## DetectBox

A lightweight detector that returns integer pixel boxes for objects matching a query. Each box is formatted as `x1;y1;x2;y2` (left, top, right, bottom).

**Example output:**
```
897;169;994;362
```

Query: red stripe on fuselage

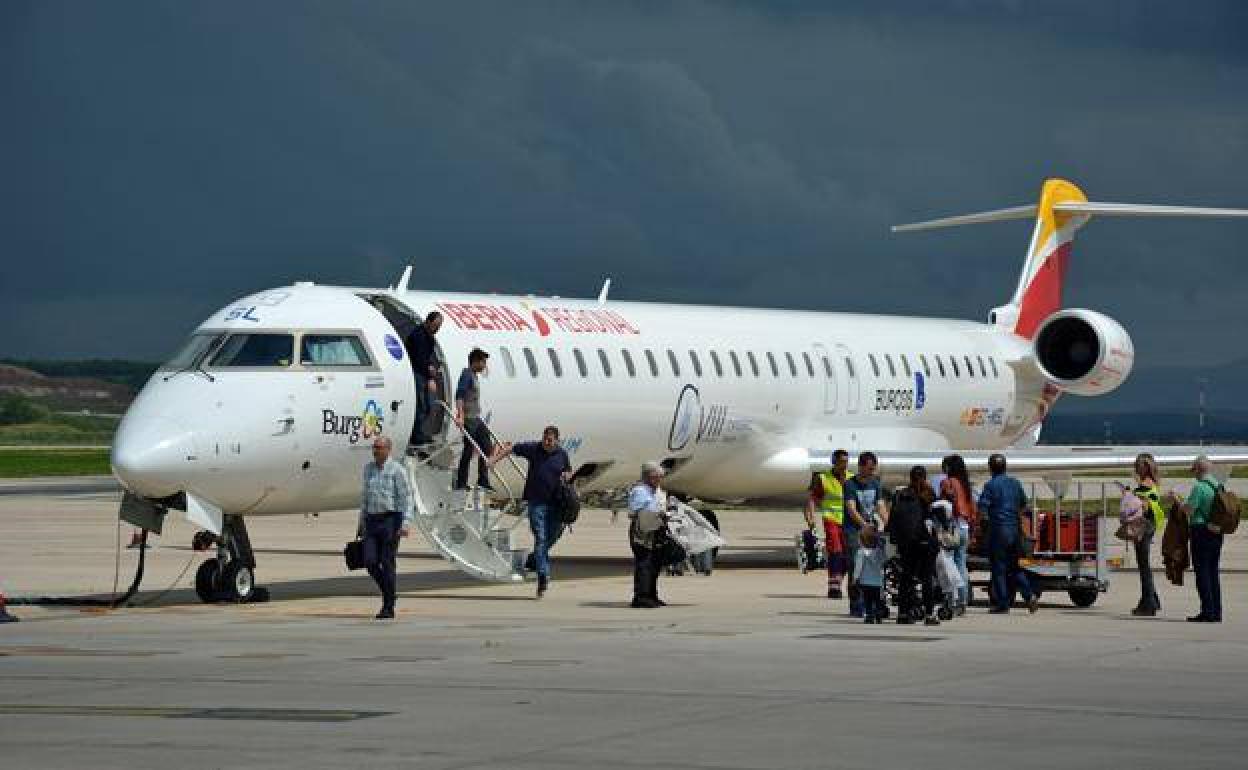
1013;242;1071;339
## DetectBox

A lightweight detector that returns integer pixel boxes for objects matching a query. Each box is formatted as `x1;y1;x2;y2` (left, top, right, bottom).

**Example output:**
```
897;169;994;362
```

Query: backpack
553;481;581;525
1204;479;1241;535
887;488;929;544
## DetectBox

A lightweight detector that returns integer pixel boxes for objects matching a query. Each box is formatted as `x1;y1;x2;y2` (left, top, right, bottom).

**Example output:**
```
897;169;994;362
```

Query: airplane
109;178;1248;603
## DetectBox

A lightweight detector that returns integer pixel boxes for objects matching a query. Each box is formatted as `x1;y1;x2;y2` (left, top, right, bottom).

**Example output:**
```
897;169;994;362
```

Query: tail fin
893;178;1248;339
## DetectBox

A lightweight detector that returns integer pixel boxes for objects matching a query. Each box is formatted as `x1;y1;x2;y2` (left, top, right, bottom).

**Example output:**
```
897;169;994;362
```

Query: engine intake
1032;309;1134;396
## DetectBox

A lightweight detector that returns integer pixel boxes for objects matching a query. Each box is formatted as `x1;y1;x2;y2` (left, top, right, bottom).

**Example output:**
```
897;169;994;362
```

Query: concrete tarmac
2;479;1247;769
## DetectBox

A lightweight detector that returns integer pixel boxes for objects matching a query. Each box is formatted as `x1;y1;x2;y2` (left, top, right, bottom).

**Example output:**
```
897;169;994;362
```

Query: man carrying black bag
497;425;572;599
356;436;412;619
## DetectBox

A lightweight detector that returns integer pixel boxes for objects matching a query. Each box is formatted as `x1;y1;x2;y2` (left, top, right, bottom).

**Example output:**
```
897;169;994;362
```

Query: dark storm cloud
2;0;1246;368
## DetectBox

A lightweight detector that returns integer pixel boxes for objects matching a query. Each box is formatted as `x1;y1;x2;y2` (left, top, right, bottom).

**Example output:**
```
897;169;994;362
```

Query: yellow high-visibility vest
819;471;846;525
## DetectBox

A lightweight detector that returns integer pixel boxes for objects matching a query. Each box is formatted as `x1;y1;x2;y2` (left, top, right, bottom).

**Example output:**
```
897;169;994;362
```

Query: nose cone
111;416;195;498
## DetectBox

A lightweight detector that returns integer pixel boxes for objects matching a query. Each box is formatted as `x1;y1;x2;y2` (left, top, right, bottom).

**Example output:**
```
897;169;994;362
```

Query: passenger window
598;349;612;377
950;356;960;378
965;355;975;378
211;333;294;367
300;334;371;367
573;349;588;377
709;350;724;377
900;354;912;378
821;356;833;378
645;349;659;377
622;349;637;377
523;348;539;377
784;352;798;377
547;348;564;378
990;358;1000;378
666;349;681;377
934;355;946;378
746;352;760;377
868;354;880;378
500;346;516;378
802;352;815;378
885;354;897;378
729;351;743;377
977;355;987;378
845;357;856;378
689;350;703;377
766;352;779;377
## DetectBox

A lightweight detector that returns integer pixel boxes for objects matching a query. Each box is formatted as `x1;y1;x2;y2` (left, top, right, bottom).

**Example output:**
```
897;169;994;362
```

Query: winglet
597;278;612;305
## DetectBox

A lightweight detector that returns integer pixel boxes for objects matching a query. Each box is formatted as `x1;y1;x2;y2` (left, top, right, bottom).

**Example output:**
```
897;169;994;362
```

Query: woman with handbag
1130;453;1165;617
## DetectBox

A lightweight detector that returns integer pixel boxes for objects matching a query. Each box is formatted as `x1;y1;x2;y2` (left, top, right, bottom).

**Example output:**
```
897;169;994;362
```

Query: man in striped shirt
359;436;413;619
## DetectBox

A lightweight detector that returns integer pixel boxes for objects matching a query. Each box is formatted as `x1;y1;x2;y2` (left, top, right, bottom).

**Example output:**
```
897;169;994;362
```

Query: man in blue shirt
358;436;413;620
500;426;572;598
843;451;889;618
978;453;1039;614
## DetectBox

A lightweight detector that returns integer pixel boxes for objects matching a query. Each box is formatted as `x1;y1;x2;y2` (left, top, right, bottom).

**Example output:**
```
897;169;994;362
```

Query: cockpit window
300;334;372;367
210;333;294;368
162;333;223;370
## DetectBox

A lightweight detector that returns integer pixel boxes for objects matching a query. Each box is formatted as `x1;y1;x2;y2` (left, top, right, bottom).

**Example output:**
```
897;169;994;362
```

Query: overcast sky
2;1;1246;369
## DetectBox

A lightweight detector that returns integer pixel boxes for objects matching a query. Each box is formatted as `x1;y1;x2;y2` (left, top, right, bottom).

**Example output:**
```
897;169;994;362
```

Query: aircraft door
835;343;860;414
813;343;838;414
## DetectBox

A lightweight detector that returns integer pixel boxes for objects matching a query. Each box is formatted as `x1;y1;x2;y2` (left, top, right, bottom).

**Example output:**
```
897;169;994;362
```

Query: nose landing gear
192;514;269;603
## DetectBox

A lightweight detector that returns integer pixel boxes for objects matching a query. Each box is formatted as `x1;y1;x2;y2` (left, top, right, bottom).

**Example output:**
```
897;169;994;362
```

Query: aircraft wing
796;445;1248;478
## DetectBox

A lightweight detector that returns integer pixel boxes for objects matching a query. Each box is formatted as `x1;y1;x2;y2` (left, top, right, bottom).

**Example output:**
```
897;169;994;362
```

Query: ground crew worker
804;449;850;599
454;348;492;490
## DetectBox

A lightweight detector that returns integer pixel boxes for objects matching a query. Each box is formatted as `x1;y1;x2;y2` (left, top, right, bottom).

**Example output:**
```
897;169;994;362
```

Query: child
855;522;887;624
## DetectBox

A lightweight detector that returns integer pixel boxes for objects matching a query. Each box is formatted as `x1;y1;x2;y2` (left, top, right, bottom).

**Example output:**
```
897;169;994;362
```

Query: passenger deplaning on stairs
453;348;493;491
404;311;443;446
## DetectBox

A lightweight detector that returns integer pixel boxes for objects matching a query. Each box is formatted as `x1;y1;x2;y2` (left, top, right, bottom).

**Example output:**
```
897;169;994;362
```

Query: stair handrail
476;418;533;495
430;400;523;524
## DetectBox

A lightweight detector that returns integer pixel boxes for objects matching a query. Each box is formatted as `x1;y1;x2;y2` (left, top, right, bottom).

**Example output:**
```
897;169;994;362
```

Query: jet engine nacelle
1032;308;1134;396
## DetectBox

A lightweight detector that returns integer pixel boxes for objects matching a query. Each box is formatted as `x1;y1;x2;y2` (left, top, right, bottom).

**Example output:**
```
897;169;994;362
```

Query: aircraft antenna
597;278;612;305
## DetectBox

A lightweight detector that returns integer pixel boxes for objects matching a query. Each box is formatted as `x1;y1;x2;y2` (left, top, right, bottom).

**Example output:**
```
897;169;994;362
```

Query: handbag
343;538;377;571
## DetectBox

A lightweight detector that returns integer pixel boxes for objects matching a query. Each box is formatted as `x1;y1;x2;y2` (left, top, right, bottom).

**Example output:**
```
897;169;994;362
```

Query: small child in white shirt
855;522;887;624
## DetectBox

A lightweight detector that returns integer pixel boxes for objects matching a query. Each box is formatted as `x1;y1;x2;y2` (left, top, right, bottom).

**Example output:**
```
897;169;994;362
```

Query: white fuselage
111;283;1053;516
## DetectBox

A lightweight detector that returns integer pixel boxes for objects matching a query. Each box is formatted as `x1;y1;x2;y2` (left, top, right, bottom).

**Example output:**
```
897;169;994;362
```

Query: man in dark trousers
454;348;492;490
977;453;1039;615
498;425;573;598
404;311;443;445
358;436;412;620
628;462;668;608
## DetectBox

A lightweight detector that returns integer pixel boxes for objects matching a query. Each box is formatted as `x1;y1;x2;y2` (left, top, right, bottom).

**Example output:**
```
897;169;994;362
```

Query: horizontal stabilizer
893;200;1248;232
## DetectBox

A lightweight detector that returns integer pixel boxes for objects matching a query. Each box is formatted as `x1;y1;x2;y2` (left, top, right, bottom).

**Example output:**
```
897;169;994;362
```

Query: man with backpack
1180;455;1237;623
498;426;573;599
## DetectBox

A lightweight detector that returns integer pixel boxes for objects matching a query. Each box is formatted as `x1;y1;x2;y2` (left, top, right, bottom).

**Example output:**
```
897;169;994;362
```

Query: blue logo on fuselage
914;372;926;410
384;334;404;361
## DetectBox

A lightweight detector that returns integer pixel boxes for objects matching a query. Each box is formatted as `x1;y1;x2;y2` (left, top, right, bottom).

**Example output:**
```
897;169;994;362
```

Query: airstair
403;402;529;582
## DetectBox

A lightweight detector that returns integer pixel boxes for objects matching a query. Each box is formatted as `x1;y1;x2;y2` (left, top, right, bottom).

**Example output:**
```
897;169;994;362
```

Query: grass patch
0;448;112;478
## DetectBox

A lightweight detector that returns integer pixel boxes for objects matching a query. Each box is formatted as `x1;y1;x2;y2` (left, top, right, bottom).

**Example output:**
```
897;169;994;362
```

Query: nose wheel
192;514;268;604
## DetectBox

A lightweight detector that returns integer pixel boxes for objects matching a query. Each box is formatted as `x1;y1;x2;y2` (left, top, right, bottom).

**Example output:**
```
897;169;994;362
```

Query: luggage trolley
967;476;1110;608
